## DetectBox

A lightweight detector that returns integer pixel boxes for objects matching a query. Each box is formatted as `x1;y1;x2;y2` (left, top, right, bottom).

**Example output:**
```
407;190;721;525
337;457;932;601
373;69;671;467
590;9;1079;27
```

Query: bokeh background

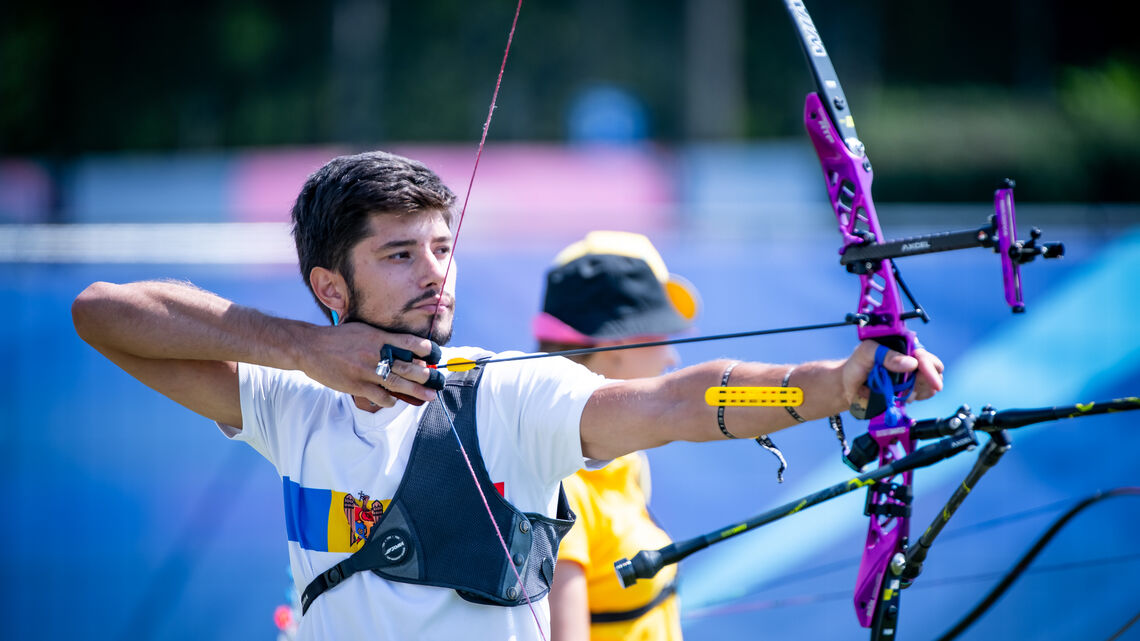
2;1;1138;640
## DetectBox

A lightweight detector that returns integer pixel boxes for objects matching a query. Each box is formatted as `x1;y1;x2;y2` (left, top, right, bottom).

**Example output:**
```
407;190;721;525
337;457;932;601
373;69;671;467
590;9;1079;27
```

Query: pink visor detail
532;312;595;345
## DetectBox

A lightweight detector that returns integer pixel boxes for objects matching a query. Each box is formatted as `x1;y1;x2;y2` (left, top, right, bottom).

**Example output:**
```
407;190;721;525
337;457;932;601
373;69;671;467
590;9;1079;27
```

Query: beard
344;285;454;346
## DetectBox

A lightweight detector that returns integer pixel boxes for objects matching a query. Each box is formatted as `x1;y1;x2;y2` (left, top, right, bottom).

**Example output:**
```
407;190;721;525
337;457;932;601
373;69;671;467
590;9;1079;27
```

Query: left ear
309;266;350;321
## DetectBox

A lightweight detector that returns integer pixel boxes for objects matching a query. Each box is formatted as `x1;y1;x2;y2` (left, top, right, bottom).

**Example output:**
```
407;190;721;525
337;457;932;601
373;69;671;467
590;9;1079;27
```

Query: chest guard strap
301;363;575;614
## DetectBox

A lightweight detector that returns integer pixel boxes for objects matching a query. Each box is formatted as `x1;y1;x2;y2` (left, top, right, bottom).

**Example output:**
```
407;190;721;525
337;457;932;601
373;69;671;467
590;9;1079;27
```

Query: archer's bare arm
580;341;944;461
71;280;438;427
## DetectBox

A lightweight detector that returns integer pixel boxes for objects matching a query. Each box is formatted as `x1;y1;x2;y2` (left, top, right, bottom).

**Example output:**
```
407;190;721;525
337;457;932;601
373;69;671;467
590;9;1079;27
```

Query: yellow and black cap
534;231;700;344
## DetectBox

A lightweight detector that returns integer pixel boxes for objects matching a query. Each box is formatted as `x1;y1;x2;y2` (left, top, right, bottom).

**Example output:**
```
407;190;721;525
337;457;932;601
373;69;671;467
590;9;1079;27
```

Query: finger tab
382;345;415;363
425;341;441;365
383;342;441;365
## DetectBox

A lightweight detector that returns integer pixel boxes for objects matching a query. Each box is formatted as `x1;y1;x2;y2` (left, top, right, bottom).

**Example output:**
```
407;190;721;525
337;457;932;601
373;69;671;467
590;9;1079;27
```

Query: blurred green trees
1;0;1136;202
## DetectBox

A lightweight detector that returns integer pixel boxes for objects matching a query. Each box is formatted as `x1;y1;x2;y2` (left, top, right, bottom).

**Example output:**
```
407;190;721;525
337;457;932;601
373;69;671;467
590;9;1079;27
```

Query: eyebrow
371;235;453;253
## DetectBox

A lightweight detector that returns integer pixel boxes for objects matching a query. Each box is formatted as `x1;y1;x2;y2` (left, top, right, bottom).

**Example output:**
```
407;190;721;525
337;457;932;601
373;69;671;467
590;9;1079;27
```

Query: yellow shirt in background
559;452;682;641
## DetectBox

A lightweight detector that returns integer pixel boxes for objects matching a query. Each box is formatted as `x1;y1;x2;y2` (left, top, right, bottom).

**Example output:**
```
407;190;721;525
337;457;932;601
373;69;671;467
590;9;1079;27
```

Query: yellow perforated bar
705;386;804;407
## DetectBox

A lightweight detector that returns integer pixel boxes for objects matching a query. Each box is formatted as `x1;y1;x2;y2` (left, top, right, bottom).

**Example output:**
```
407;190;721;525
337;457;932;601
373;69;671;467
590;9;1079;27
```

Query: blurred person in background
538;231;693;641
71;150;944;640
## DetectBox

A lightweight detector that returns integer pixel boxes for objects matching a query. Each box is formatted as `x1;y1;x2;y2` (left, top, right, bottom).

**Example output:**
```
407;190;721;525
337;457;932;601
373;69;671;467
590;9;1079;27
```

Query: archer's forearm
581;359;849;460
72;280;309;370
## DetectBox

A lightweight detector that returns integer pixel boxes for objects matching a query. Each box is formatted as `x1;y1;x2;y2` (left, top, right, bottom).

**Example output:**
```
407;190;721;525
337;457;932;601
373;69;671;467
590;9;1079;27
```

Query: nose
419;246;450;289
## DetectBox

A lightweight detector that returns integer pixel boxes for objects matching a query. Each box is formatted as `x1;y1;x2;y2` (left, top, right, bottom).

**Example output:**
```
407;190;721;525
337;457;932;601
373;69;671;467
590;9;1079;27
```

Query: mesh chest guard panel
301;363;575;614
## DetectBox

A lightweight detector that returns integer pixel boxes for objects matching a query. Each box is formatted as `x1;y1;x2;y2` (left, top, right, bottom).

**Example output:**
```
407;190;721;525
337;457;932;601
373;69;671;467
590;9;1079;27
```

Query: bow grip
850;336;914;421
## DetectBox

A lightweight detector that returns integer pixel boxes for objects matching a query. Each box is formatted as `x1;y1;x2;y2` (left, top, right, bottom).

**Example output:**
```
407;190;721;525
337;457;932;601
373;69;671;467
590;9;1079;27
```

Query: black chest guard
301;363;576;614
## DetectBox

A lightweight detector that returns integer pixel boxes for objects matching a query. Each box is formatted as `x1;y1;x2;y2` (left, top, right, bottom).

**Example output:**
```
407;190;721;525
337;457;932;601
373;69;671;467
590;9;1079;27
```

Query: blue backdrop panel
1;228;1136;640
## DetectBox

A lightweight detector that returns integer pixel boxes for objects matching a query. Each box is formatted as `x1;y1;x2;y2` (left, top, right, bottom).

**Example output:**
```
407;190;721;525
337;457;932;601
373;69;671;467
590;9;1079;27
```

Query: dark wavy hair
290;151;456;321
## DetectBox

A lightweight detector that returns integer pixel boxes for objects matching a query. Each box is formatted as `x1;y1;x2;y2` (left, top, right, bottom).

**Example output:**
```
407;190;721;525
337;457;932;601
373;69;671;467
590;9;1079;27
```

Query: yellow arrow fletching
444;357;478;372
705;386;803;407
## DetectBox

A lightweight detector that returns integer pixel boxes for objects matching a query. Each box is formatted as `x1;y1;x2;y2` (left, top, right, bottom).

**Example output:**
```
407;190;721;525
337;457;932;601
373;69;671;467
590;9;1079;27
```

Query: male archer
72;150;943;640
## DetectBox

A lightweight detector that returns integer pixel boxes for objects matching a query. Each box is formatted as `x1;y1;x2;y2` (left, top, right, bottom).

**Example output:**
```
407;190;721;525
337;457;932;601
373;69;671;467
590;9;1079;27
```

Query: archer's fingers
337;322;433;352
853;340;918;373
914;348;944;392
387;359;436;386
360;385;398;409
377;360;439;403
878;347;919;375
904;350;944;401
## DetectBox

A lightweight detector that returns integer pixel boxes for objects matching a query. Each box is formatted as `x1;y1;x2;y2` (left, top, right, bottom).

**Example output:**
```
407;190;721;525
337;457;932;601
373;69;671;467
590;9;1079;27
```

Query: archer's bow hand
841;341;945;412
301;322;439;409
909;348;945;402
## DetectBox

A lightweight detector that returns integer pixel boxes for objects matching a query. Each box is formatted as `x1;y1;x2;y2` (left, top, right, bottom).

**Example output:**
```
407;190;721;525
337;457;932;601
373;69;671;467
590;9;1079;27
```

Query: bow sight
837;179;1064;316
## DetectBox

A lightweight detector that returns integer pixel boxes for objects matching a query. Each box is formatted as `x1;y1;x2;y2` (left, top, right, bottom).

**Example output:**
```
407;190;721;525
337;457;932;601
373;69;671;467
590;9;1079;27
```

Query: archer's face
344;210;456;345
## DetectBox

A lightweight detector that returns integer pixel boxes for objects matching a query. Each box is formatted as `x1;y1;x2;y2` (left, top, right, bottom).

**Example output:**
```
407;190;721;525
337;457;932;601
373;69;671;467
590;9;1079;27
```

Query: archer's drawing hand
842;341;945;413
301;322;439;409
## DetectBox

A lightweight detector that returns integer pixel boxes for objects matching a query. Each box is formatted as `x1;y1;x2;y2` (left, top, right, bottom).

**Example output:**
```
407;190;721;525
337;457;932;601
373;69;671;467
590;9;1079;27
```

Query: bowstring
439;402;544;622
423;0;546;636
429;0;522;330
